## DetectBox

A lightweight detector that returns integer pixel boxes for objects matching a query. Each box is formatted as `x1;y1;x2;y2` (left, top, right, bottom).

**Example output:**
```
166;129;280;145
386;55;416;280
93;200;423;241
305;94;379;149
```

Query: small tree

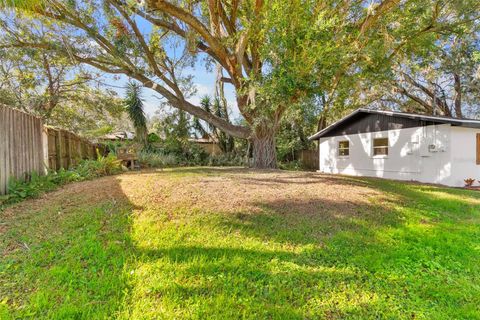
124;82;148;147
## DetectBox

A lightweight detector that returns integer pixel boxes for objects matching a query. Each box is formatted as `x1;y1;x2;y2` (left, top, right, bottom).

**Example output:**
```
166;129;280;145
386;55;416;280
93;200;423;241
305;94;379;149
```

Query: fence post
0;106;7;195
66;132;71;168
42;127;49;174
55;130;62;170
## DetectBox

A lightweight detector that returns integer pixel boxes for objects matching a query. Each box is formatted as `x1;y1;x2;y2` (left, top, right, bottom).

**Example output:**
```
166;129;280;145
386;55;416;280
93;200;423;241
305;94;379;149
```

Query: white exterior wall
318;124;480;187
449;127;480;186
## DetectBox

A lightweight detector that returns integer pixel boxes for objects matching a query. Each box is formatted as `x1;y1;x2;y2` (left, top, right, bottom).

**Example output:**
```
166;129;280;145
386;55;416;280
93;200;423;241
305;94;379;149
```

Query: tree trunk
453;73;463;118
252;127;277;169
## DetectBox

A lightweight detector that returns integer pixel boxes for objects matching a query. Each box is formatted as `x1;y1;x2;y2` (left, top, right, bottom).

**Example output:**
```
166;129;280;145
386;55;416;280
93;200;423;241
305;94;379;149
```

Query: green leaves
0;0;45;10
124;82;148;146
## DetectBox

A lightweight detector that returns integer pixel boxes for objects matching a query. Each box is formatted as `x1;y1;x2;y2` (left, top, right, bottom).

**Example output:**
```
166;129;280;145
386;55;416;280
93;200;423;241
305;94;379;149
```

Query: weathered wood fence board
297;149;319;171
0;105;45;195
46;128;104;171
1;105;106;195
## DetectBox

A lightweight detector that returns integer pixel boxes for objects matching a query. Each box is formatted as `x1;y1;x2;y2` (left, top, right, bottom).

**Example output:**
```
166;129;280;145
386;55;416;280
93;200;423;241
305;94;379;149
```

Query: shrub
138;148;245;168
279;160;302;171
207;153;246;166
464;178;475;187
147;132;161;143
179;142;209;165
76;151;122;177
7;172;57;201
2;153;122;207
104;140;123;155
138;151;178;168
4;169;82;205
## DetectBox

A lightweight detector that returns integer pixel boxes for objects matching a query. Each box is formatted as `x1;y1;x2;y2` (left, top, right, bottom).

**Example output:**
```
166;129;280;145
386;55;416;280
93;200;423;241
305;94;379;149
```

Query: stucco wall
317;124;475;186
450;127;480;186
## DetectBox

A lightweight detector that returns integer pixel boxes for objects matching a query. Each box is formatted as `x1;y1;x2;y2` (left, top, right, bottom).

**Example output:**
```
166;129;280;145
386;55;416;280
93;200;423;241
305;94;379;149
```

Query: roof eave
308;109;364;140
308;108;480;140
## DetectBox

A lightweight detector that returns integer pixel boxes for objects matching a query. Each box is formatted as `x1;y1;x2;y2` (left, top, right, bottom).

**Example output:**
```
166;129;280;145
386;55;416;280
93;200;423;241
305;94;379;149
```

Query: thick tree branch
453;73;462;118
146;0;238;82
220;77;233;84
133;73;250;138
358;0;400;36
401;72;450;114
137;9;235;82
108;0;184;98
394;85;433;113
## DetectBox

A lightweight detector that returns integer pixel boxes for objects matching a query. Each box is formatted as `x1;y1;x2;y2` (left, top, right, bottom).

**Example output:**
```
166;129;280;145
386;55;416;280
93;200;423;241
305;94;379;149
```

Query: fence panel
47;129;58;170
46;127;102;171
297;149;319;171
1;106;105;195
0;105;45;195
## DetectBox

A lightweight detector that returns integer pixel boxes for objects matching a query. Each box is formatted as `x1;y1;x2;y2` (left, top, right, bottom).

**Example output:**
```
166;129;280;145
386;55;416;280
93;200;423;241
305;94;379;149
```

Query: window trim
372;137;389;157
338;140;350;157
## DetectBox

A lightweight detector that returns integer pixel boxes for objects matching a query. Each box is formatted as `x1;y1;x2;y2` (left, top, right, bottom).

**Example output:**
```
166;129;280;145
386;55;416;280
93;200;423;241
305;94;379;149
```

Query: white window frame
338;140;350;157
372;137;389;157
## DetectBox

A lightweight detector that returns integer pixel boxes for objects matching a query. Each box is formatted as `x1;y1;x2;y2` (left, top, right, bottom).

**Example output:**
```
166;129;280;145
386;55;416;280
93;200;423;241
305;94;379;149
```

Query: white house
309;109;480;187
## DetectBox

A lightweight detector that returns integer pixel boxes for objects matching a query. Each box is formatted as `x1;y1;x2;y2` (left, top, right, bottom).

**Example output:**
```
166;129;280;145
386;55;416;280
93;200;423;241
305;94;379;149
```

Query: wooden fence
0;105;45;195
297;149;318;171
0;105;104;195
46;128;105;171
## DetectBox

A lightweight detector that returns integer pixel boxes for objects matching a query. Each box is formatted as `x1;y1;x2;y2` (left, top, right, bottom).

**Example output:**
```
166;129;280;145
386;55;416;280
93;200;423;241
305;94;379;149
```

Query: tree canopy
1;0;479;167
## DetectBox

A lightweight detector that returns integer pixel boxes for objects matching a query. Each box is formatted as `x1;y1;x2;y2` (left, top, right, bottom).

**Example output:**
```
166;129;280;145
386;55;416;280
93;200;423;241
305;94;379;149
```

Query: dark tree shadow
2;168;479;319
0;176;140;319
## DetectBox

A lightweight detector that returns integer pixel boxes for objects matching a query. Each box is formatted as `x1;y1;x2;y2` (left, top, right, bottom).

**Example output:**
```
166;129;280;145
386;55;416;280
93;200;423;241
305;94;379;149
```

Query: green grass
1;168;479;319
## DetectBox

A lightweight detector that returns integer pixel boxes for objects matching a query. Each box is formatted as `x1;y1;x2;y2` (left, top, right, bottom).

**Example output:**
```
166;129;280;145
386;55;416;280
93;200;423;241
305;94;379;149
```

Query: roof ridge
358;108;480;122
309;108;480;140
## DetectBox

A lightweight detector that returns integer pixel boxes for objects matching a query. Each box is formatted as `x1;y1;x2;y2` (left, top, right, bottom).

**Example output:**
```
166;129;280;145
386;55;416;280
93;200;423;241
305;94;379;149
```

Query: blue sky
142;65;238;119
105;64;239;119
105;13;240;121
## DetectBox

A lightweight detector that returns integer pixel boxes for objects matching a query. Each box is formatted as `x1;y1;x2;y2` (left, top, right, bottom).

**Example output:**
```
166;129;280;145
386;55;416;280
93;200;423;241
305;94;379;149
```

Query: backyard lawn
1;167;479;319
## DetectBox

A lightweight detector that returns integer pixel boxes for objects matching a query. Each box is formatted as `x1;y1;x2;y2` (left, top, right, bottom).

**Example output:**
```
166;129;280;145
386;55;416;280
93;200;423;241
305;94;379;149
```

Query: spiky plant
124;82;147;147
192;95;234;152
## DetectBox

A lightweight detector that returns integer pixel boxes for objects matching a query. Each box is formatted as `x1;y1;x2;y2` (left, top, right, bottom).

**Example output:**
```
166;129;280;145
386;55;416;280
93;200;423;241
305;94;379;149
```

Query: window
373;138;388;156
338;140;349;156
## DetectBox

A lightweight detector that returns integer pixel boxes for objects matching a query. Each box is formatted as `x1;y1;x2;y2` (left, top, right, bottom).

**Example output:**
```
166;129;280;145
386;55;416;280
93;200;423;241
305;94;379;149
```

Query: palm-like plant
124;82;148;147
193;95;234;153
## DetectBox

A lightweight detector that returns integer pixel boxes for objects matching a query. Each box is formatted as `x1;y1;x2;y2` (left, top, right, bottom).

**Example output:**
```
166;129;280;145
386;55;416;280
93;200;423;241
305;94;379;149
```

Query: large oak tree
1;0;478;167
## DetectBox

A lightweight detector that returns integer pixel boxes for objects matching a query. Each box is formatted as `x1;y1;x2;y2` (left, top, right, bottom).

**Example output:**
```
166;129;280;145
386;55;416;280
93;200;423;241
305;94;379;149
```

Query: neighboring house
309;108;480;187
188;137;222;155
102;131;135;141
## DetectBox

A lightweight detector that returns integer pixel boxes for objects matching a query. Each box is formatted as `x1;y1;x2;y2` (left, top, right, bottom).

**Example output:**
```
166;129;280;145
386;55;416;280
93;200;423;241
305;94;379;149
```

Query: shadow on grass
202;173;480;318
1;168;479;319
133;245;381;319
0;176;140;319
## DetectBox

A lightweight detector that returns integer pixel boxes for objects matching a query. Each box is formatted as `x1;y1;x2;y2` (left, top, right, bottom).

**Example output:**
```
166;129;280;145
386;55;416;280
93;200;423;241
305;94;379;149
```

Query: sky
143;66;239;119
101;12;241;121
99;55;239;121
